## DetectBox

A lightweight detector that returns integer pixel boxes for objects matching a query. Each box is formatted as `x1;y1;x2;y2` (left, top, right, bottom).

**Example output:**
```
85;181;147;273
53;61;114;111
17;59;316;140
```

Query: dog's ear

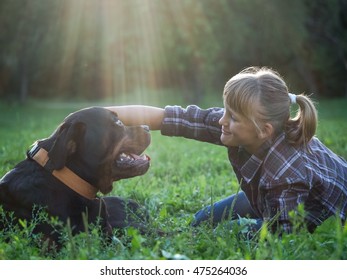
47;121;86;170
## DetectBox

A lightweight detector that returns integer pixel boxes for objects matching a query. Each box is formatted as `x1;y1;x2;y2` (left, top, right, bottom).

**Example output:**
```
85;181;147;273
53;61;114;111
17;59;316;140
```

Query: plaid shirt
161;105;347;232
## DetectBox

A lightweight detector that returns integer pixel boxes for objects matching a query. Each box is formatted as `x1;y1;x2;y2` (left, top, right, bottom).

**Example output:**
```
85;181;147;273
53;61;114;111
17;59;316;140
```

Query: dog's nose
142;125;150;132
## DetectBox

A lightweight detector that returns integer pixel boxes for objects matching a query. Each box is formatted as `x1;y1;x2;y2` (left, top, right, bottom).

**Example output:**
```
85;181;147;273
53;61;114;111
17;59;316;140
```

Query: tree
0;0;61;102
305;0;347;96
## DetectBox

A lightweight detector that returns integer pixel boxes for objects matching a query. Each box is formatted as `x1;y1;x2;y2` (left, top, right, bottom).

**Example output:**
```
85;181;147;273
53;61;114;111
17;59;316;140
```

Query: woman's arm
105;105;165;130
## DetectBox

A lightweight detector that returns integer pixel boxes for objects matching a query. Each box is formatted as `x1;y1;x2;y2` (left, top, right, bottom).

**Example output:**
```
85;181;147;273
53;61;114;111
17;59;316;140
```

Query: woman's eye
229;112;238;122
226;111;235;121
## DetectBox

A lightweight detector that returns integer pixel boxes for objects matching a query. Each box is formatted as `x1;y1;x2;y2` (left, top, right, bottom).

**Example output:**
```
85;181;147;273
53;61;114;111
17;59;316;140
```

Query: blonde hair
223;67;317;147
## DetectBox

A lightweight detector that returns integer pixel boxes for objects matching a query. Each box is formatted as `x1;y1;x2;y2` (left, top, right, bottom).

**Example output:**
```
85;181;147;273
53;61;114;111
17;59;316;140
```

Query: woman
106;66;347;234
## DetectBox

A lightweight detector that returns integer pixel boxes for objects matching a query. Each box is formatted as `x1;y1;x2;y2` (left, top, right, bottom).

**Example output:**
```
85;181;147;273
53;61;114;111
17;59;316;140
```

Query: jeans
192;191;262;231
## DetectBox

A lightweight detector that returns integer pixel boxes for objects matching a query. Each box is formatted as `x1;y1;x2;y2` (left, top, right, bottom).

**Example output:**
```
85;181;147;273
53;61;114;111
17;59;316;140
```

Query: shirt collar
239;138;273;184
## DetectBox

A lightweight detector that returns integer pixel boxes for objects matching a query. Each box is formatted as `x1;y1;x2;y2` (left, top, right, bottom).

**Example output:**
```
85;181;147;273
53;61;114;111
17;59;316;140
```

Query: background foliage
0;0;347;103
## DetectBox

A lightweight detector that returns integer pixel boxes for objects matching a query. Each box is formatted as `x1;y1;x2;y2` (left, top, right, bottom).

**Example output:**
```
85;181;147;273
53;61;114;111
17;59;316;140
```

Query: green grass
0;97;346;260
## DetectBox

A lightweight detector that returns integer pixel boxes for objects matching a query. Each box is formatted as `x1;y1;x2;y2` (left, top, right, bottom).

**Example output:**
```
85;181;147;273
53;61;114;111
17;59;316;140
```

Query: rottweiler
0;107;151;243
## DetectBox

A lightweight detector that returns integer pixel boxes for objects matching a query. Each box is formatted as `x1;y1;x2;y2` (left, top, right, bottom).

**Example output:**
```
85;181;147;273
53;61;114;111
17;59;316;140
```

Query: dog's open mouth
113;152;151;180
117;152;150;164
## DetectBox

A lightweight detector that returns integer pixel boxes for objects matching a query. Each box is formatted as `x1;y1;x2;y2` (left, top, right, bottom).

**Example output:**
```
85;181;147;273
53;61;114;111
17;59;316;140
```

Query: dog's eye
115;120;123;126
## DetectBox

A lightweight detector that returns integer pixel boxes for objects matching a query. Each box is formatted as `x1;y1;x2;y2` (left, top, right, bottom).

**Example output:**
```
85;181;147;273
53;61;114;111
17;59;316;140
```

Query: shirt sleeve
161;105;224;145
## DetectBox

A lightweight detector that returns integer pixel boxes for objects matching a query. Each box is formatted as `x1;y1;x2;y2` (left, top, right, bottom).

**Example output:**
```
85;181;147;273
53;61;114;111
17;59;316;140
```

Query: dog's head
39;107;151;194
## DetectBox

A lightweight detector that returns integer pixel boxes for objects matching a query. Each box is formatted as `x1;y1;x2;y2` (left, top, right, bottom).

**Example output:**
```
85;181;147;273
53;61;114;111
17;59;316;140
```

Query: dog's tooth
139;154;150;160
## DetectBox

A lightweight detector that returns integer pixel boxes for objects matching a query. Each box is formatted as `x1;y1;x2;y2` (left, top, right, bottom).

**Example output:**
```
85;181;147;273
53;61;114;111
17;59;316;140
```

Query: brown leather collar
28;145;98;200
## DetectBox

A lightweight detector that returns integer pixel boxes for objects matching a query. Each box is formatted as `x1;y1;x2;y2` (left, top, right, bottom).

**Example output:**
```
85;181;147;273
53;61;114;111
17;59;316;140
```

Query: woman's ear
258;123;274;140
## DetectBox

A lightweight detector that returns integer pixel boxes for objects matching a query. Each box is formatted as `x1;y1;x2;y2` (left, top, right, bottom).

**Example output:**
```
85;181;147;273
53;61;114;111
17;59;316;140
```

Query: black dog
0;107;151;243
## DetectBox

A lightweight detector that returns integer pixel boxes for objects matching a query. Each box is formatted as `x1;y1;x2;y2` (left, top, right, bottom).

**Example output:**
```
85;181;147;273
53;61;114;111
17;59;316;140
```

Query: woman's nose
219;115;226;126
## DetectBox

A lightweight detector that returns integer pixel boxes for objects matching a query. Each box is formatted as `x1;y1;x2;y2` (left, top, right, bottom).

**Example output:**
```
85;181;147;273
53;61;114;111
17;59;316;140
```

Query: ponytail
285;94;317;147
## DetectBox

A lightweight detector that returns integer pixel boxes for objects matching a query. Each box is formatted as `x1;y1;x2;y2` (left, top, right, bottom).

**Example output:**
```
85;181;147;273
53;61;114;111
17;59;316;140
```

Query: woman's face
219;106;265;154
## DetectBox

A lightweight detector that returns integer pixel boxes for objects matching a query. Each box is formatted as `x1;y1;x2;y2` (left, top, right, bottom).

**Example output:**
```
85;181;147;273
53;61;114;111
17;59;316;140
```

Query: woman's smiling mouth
222;128;232;135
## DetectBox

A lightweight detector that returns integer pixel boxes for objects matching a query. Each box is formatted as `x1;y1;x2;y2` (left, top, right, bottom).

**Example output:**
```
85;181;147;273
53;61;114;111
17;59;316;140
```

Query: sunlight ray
58;0;86;93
